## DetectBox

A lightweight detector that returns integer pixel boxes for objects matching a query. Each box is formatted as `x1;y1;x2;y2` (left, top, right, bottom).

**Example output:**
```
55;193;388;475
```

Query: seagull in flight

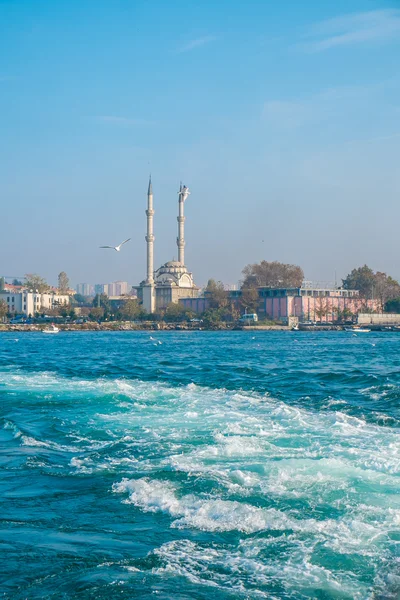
99;238;131;252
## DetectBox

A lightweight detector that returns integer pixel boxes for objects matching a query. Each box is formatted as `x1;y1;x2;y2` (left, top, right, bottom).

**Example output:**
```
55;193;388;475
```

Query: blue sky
1;0;400;287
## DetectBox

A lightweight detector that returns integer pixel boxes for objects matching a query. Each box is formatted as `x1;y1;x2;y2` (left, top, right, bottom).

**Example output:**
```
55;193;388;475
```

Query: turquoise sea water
1;331;399;599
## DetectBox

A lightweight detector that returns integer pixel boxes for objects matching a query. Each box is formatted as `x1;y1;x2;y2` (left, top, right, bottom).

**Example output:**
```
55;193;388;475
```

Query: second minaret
177;184;190;265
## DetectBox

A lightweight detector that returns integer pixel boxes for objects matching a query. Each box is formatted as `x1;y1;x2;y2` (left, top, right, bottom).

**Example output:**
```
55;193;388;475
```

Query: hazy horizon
1;0;400;288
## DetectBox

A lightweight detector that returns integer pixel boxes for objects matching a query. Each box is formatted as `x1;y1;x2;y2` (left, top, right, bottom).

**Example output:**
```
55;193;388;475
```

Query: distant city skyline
77;281;131;297
1;1;400;286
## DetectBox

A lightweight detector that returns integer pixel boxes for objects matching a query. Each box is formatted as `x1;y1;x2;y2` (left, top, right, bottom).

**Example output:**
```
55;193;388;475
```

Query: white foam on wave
113;477;300;533
360;383;398;402
3;366;400;594
114;476;399;561
150;538;368;599
70;454;138;474
3;420;79;452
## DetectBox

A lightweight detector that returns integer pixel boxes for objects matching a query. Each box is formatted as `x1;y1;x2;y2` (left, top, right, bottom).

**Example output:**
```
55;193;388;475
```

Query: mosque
136;178;199;313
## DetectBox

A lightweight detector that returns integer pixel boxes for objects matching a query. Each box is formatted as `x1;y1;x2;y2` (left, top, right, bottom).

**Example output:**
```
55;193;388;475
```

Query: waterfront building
180;285;380;323
0;285;70;316
136;178;199;313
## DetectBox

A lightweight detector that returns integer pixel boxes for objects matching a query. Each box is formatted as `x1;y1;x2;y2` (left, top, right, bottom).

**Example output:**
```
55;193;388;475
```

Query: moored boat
42;324;60;334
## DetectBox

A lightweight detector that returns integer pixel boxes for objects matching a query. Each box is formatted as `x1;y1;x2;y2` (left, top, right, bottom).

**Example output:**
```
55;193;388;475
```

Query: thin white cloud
262;86;365;129
261;83;382;131
300;9;400;52
178;35;216;53
93;116;151;126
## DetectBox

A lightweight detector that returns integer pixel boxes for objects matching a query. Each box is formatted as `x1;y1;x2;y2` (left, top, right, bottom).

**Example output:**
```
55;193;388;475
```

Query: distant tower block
177;184;190;265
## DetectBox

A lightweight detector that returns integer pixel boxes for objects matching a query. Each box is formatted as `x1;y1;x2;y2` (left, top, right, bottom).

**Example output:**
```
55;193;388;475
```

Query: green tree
0;300;7;320
74;293;86;304
58;271;70;293
242;261;304;289
119;298;143;320
164;302;194;322
12;279;23;286
25;273;50;293
343;265;400;309
89;307;104;321
202;308;225;329
239;286;259;314
342;265;375;297
93;294;111;317
205;279;229;309
342;307;355;322
58;304;75;319
385;297;400;313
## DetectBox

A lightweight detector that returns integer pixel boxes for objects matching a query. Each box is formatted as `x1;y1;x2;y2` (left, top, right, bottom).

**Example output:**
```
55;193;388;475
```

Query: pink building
257;287;379;322
180;287;379;323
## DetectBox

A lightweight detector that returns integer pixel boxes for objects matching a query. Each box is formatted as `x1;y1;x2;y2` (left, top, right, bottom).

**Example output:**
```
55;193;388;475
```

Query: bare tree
25;274;50;293
242;261;303;289
239;286;259;313
58;271;70;294
315;297;330;323
374;272;400;311
205;279;229;309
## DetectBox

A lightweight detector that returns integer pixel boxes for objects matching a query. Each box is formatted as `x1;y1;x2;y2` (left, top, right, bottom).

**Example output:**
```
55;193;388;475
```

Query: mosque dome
154;260;194;288
157;261;188;276
164;261;182;268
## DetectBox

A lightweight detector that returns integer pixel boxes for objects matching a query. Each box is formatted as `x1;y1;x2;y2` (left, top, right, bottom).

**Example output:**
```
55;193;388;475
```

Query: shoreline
1;322;398;333
0;324;291;332
1;324;395;333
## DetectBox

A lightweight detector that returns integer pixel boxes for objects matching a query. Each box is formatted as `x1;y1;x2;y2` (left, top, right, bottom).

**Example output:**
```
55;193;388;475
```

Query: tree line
2;262;400;324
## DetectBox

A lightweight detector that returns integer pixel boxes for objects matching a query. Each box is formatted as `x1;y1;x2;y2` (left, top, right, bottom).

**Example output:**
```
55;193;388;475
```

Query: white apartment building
108;281;129;296
0;289;70;316
76;283;94;296
94;282;130;296
94;284;109;295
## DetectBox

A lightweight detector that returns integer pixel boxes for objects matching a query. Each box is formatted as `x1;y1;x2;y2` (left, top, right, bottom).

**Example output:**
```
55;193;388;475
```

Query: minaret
146;176;155;283
143;176;156;313
177;184;190;265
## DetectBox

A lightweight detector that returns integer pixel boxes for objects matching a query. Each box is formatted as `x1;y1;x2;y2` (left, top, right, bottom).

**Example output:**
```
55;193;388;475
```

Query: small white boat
344;327;371;333
291;325;299;331
42;324;60;334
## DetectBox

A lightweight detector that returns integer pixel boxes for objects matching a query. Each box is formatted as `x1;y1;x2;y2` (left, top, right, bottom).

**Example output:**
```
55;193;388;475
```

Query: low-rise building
180;286;379;323
0;286;70;317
